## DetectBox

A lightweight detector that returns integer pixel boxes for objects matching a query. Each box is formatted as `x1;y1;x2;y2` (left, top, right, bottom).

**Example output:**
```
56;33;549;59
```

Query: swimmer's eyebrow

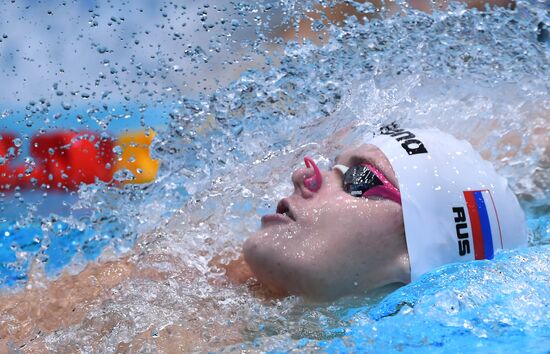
334;151;372;166
344;150;399;189
333;148;382;169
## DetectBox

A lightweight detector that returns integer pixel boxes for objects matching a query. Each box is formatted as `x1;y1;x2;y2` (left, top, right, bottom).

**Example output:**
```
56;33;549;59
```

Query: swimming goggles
303;156;401;205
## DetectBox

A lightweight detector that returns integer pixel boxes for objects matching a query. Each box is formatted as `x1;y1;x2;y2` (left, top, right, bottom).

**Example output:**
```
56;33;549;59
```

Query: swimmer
0;124;528;350
241;124;527;300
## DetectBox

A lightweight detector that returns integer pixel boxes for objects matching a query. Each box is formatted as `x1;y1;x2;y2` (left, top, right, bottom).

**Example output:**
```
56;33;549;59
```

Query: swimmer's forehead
334;144;399;188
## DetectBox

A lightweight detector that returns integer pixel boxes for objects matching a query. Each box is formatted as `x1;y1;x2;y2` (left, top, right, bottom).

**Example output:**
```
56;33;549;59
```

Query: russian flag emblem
463;190;503;260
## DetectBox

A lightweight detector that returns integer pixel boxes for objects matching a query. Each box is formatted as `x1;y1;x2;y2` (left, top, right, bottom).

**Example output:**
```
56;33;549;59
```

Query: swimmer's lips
261;199;296;226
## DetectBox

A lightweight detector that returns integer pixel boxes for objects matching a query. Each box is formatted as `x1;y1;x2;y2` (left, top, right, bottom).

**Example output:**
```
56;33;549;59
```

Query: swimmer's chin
243;230;332;300
242;236;289;295
243;234;338;301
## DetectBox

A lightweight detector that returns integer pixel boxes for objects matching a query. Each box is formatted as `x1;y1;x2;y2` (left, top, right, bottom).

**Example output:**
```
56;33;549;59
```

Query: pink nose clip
303;156;322;192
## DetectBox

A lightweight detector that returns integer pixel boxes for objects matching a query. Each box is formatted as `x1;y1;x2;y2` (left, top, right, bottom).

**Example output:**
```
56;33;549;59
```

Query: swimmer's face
243;144;410;300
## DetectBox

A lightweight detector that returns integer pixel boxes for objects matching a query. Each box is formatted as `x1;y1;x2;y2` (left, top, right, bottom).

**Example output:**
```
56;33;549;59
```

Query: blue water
1;0;549;351
309;246;550;352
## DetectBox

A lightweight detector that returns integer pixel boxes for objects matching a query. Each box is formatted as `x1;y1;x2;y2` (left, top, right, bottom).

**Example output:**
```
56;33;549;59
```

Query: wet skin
0;144;412;350
244;144;411;301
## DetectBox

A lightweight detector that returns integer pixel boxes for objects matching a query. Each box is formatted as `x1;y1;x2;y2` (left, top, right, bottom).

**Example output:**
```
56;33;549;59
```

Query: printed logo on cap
368;124;527;280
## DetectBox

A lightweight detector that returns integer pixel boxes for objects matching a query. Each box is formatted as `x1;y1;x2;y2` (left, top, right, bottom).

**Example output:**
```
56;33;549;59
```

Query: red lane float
1;133;46;189
0;130;158;191
30;131;115;189
0;133;22;189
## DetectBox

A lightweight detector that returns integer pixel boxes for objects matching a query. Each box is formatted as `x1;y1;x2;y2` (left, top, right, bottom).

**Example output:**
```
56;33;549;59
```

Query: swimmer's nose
291;157;322;196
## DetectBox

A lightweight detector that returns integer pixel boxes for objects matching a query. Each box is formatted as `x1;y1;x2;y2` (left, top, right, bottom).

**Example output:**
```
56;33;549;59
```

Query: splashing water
0;0;549;351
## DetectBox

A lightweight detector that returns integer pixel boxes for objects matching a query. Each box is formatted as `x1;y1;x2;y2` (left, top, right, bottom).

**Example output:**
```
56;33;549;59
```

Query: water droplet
13;138;22;147
112;146;123;156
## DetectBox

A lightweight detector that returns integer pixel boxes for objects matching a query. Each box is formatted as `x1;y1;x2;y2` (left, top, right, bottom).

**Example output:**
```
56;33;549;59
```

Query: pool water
0;0;549;351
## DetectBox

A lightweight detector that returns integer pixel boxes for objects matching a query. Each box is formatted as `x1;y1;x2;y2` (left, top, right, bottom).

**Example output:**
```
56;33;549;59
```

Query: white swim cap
369;124;528;280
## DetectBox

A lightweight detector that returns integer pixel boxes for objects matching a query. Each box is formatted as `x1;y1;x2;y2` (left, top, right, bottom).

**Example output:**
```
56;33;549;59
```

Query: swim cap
368;124;527;280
